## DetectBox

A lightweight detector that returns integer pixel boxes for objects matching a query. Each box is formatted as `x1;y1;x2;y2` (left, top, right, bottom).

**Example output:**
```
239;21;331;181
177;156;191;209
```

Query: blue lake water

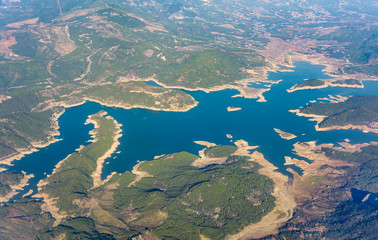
8;61;378;199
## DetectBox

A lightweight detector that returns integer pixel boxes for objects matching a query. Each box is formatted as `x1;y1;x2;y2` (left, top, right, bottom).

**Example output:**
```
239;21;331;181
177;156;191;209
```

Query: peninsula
291;95;378;133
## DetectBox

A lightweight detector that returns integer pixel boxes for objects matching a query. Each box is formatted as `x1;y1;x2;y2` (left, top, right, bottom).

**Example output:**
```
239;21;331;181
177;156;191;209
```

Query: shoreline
317;95;349;103
259;37;378;84
315;124;378;134
0;62;280;171
128;161;153;187
192;140;230;168
287;81;364;93
0;55;319;170
229;139;376;239
0;171;34;203
290;109;378;134
33;111;121;226
290;54;378;83
33;192;66;227
0;108;65;169
282;140;359;220
90;114;123;189
227;106;242;112
227;140;296;240
193;141;217;148
273;128;297;140
290;141;356;176
117;73;276;102
0;90;198;170
82;97;199;112
289;108;327;124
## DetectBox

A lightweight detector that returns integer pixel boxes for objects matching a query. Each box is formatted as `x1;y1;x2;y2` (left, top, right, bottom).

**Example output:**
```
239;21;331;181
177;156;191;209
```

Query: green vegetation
97;9;146;28
4;6;257;90
151;155;275;239
0;89;57;159
316;25;378;75
264;144;378;240
10;32;41;58
319;107;377;128
322;201;378;239
322;144;378;192
0;0;377;238
50;48;90;82
110;153;275;239
154;50;250;89
137;151;198;176
204;145;237;158
0;171;23;196
264;200;378;240
0;199;54;240
294;79;325;89
0;80;197;161
333;79;363;86
323;145;378;163
81;81;197;110
39;217;115;240
10;32;58;59
9;116;274;239
300;95;378;129
0;134;275;239
40;111;120;212
0;111;54;145
0;61;51;88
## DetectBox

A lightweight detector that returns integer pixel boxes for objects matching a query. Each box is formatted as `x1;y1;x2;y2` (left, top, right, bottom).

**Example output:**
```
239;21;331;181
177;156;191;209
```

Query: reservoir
8;61;378;199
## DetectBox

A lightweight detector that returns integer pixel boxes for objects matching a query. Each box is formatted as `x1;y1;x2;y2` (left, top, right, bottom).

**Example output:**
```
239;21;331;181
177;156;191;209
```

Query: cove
9;61;378;200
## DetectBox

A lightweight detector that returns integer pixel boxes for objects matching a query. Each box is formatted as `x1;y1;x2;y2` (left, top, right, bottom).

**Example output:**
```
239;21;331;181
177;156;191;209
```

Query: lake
8;61;378;199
